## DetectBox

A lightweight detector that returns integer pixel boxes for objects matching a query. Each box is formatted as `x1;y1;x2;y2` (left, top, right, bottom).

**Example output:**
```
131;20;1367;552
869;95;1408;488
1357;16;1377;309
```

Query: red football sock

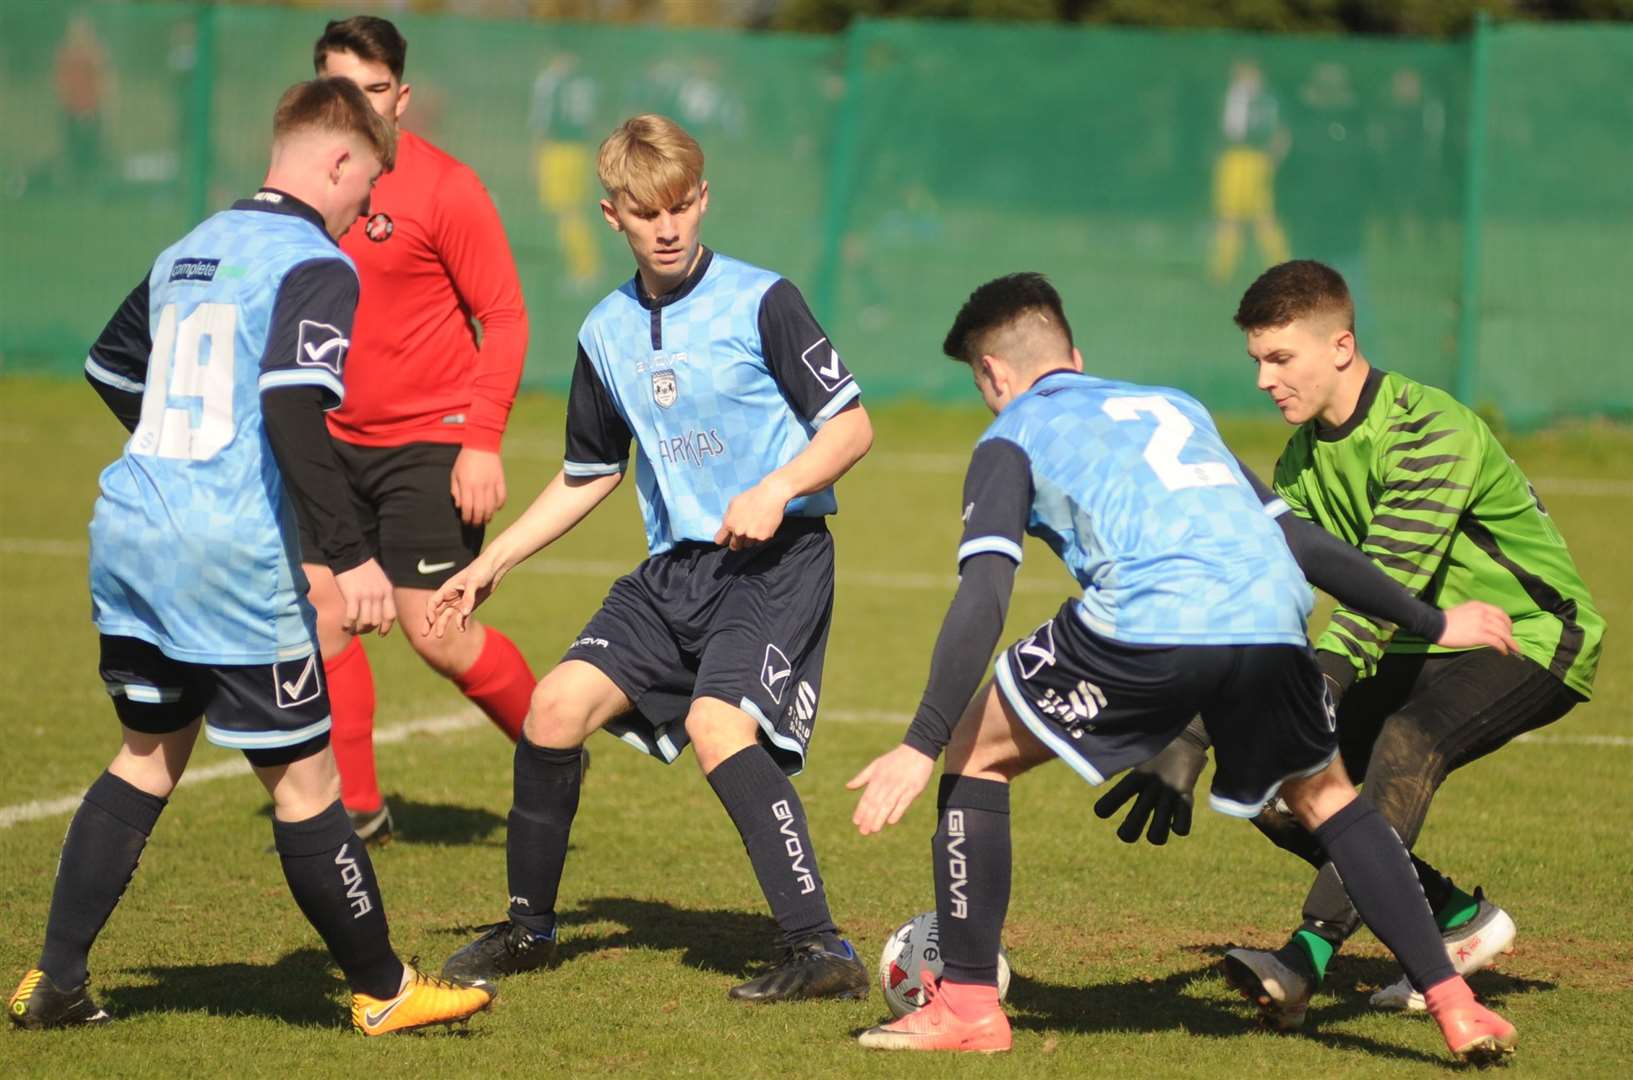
325;637;380;813
453;628;535;742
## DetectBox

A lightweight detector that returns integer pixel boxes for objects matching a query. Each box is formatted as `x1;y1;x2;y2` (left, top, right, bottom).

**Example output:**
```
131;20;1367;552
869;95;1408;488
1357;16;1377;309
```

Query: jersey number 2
131;302;237;462
1102;396;1237;491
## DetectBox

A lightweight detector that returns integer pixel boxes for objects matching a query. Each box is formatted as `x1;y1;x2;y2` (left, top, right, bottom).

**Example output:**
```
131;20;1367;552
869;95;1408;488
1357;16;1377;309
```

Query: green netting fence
2;4;1629;428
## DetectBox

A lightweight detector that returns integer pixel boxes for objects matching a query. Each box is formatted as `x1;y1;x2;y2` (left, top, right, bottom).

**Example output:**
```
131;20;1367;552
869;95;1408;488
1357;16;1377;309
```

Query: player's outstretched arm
1239;454;1473;643
715;403;872;550
424;467;622;638
848;552;1017;835
1434;600;1517;654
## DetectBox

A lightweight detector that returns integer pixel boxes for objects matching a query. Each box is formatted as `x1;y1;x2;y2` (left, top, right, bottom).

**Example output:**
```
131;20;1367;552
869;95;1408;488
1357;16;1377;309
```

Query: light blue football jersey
87;201;354;664
970;371;1312;646
565;250;861;555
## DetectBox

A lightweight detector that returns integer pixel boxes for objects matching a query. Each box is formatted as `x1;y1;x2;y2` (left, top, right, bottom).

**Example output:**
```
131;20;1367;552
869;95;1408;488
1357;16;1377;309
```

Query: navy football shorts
993;601;1338;817
562;518;834;776
99;635;331;765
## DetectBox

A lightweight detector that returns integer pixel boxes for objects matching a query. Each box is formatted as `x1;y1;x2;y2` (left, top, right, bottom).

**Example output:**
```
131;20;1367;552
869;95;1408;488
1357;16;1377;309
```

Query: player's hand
714;477;790;551
424;552;503;638
451;448;507;527
1436;600;1518;655
334;558;397;638
847;744;937;836
1092;724;1208;845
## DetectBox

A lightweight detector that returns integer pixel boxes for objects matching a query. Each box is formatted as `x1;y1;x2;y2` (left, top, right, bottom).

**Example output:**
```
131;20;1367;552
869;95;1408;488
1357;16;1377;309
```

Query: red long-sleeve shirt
329;129;528;452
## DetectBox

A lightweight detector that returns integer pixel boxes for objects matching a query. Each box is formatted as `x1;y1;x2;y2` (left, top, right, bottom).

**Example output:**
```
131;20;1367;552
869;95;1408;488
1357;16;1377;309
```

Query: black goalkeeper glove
1092;718;1209;846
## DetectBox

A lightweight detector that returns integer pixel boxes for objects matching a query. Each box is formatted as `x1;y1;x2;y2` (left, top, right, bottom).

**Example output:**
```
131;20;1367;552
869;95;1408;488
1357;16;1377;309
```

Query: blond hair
596;114;703;209
273;77;397;171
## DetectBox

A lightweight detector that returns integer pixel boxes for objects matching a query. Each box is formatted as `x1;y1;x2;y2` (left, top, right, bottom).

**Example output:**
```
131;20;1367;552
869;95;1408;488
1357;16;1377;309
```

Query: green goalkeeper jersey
1273;367;1602;698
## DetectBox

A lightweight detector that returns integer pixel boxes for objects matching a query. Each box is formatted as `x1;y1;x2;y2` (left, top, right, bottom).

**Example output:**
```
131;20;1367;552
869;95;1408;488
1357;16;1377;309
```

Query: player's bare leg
302;560;388;838
861;682;1049;1052
1227;760;1516;1062
441;661;625;983
394;584;535;742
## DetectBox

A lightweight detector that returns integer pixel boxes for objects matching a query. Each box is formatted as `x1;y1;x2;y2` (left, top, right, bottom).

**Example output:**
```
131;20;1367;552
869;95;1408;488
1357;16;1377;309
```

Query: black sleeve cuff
86;369;142;433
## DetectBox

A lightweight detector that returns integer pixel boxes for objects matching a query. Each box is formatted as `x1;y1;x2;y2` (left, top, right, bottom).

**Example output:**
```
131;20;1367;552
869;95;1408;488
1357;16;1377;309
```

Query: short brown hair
1234;260;1355;333
313;15;407;80
273;77;396;170
943;272;1074;365
596;115;704;210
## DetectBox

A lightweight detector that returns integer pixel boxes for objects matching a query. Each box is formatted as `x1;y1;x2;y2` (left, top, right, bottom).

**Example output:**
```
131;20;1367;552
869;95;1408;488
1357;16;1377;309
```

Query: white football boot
1371;889;1516;1011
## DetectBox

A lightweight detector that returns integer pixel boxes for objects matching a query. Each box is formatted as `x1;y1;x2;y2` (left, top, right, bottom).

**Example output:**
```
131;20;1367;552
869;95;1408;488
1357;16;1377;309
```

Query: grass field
2;376;1629;1077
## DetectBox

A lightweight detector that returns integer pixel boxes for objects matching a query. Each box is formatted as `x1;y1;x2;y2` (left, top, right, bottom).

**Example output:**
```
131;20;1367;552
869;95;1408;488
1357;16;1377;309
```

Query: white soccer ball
878;911;1011;1018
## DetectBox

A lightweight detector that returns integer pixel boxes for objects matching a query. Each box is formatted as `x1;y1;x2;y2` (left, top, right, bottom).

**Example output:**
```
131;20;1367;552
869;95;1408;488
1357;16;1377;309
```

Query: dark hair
313;15;407;81
942;272;1074;364
273;77;397;170
1234;259;1355;333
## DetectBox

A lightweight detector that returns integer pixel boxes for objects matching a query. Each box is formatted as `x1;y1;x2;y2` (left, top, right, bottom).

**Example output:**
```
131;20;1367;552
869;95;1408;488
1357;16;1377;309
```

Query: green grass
2;376;1630;1076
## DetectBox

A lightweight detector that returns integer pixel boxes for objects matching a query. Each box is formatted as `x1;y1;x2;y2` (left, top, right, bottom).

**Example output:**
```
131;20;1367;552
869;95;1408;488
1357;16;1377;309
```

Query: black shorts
297;440;482;589
99;635;331;762
563;518;834;776
1335;648;1583;781
993;602;1338;818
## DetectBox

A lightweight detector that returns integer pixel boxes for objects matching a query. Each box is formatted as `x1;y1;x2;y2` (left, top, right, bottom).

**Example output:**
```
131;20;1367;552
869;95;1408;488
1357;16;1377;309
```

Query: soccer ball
878;911;1011;1018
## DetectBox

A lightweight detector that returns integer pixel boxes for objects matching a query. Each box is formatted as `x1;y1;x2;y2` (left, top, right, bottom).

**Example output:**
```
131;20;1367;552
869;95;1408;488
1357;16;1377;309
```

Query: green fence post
812;19;868;328
187;1;217;224
1454;11;1492;405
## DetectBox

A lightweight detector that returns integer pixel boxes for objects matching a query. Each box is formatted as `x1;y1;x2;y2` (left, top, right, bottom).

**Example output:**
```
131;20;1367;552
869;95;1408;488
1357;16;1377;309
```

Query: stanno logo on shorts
761;643;793;704
1015;621;1057;679
273;654;322;709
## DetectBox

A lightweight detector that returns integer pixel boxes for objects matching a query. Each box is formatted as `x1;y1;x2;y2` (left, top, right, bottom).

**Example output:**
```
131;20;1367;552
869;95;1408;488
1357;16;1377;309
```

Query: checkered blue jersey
958;370;1312;646
84;192;357;664
564;249;862;554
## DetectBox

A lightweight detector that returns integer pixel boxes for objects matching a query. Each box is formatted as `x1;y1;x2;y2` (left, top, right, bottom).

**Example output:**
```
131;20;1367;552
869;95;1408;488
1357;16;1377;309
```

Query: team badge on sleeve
296;320;349;375
800;337;853;393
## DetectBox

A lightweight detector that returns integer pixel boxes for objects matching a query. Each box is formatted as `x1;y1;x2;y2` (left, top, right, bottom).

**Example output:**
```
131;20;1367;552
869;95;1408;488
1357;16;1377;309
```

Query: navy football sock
506;736;583;937
1315;797;1455;992
38;771;166;989
934;774;1011;987
708;745;839;950
273;800;403;999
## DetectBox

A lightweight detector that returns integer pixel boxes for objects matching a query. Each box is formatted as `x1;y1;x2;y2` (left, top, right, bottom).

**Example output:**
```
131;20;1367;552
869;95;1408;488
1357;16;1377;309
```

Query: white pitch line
0;537;1064;596
0;712;484;829
1513;731;1633;748
5;705;1626;829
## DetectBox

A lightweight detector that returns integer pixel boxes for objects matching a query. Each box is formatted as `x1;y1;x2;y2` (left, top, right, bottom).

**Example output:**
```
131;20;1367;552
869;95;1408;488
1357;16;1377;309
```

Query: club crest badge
651;368;677;408
364;212;394;242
